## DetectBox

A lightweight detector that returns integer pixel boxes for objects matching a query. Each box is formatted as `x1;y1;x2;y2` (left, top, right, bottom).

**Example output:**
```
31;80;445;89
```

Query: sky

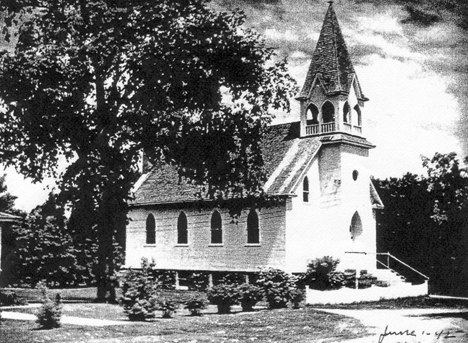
2;0;467;212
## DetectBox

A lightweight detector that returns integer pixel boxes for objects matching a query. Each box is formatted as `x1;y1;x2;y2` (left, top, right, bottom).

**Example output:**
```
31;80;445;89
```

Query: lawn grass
1;307;368;343
1;287;98;303
310;296;468;310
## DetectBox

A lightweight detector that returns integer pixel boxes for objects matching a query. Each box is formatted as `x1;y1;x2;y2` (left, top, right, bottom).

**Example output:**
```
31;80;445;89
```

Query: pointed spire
298;2;366;100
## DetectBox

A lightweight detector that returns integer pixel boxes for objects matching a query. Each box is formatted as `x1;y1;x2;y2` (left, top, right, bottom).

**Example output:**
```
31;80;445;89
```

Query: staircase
305;252;429;305
372;268;407;286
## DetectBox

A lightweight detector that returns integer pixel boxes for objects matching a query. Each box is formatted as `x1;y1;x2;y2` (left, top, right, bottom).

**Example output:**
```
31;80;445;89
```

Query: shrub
35;282;63;329
256;268;296;309
305;256;345;290
187;271;210;291
358;273;377;289
237;283;263;312
119;258;159;321
207;284;240;314
290;288;305;309
0;290;28;306
184;296;208;316
152;270;177;290
221;272;246;286
158;299;179;318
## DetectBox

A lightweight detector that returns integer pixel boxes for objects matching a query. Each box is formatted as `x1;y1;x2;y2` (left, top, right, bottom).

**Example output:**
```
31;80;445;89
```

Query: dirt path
316;308;468;343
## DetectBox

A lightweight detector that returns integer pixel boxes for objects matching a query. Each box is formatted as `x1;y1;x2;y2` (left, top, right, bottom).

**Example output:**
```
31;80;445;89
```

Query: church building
126;2;384;278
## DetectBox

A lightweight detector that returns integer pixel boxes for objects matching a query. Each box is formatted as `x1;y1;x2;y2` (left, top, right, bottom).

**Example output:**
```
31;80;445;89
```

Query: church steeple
298;2;368;138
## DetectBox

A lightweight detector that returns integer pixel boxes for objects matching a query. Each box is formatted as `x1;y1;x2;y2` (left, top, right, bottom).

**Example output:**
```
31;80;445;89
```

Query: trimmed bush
187;271;210;291
290;288;305;309
221;272;246;286
237;283;263;312
158;299;179;318
207;284;240;314
256;268;296;309
152;270;177;290
119;258;159;321
185;296;208;316
35;282;63;329
0;290;28;306
305;256;345;290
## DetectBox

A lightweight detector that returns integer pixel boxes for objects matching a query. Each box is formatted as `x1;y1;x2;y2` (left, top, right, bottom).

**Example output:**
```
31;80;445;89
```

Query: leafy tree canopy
0;0;297;197
374;152;468;295
0;0;297;300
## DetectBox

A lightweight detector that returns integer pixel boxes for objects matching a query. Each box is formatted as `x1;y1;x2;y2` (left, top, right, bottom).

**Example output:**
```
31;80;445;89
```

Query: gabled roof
297;2;367;100
132;122;321;206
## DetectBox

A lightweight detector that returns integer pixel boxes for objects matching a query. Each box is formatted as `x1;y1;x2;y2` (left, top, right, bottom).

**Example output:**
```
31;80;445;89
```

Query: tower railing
305;122;363;136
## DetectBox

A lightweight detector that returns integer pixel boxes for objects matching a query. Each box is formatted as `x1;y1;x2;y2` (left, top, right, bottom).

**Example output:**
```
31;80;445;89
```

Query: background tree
374;152;468;295
12;193;80;287
0;0;297;300
0;174;24;286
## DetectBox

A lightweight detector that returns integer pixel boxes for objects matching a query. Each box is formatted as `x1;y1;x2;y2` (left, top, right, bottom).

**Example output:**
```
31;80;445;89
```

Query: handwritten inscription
378;325;457;343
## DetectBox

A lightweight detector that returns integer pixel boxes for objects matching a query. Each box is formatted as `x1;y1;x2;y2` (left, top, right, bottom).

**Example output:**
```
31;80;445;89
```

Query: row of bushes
119;259;306;320
126;256;382;294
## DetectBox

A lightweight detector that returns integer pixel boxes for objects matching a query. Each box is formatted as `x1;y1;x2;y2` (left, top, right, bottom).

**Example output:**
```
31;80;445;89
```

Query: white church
125;3;428;299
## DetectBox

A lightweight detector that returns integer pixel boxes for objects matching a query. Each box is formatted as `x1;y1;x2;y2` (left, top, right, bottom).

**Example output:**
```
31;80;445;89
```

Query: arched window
247;210;259;244
343;102;351;124
306;104;319;125
146;214;156;244
322;101;335;123
211;210;222;244
177;212;188;244
350;211;363;241
354;105;362;126
303;176;309;202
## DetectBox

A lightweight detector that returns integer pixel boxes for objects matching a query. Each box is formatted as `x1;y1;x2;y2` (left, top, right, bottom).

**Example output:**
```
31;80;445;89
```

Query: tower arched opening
322;101;335;124
306;104;319;125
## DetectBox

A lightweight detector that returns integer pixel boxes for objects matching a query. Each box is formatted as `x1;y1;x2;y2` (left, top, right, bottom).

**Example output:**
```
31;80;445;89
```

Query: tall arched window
247;210;260;244
306;104;319;125
303;176;309;202
211;210;222;244
350;211;363;241
322;101;335;123
343;102;351;124
146;214;156;244
177;212;188;244
353;105;362;126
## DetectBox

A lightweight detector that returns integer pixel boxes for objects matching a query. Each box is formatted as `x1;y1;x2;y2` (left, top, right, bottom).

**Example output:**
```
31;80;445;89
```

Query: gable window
146;214;156;244
177;211;188;244
211;210;222;244
247;210;260;244
303;176;309;202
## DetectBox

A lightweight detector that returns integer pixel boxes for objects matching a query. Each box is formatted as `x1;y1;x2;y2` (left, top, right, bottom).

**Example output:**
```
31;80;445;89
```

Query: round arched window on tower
352;170;359;181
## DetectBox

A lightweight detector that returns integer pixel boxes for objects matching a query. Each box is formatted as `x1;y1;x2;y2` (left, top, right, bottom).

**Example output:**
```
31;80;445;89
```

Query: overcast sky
3;0;467;212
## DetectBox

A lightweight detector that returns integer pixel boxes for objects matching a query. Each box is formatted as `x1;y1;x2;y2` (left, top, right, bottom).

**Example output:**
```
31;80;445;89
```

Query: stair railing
376;252;429;281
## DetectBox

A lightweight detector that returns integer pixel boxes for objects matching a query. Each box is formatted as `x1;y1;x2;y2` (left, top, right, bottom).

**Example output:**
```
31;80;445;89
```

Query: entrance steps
372;268;407;286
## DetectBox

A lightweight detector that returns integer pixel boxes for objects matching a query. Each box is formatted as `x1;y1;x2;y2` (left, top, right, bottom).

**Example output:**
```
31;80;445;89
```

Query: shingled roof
132;122;321;206
298;2;366;100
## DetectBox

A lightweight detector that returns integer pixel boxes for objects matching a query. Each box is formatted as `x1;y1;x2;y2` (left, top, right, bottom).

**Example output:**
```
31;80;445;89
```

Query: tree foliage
374;152;468;295
12;193;81;287
0;0;297;300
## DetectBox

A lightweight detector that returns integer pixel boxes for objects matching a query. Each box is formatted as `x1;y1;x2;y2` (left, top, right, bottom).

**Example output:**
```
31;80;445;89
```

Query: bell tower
296;1;369;139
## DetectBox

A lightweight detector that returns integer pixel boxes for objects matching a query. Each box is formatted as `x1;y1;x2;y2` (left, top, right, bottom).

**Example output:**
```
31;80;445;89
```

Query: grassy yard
311;296;468;310
1;306;368;343
0;287;370;342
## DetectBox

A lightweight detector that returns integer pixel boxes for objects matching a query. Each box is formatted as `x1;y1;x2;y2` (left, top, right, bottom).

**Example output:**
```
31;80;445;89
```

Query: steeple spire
297;2;367;101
